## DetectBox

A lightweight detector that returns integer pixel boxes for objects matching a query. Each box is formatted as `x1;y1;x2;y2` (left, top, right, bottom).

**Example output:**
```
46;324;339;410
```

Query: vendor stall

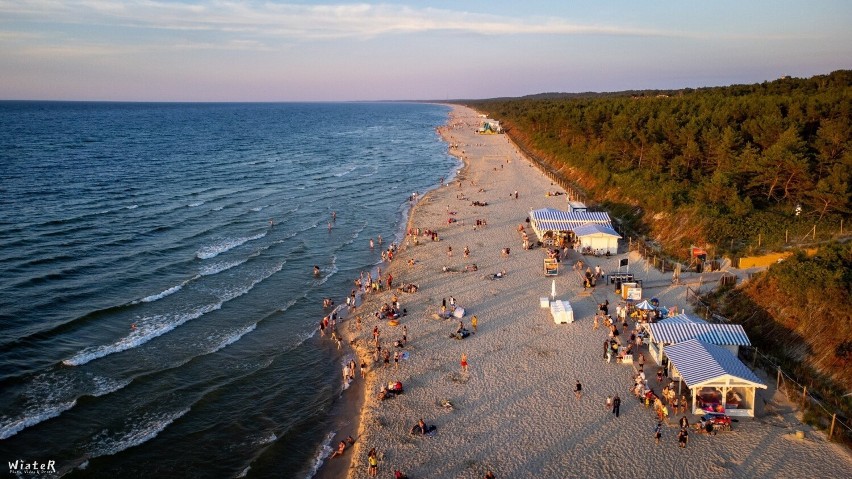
664;339;767;417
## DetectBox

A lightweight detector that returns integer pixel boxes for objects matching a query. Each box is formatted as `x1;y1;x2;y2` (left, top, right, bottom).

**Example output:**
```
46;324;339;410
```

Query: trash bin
696;262;704;273
615;280;622;293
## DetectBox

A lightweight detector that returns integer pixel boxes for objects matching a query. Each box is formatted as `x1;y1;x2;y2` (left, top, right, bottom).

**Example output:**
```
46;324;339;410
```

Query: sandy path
330;105;852;479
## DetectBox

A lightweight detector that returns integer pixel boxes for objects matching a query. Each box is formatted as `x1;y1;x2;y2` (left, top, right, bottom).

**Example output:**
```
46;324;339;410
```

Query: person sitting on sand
330;440;346;458
411;418;436;435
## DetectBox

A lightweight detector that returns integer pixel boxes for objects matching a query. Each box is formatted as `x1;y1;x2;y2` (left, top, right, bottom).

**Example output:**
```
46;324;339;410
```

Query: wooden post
786;229;788;243
829;414;836;440
752;347;757;369
802;385;808;405
758;233;761;247
776;368;781;390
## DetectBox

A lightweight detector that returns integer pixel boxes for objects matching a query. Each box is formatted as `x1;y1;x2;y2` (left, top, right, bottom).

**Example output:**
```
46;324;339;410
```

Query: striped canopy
648;321;751;346
529;208;613;240
530;208;611;224
665;339;766;388
657;313;706;325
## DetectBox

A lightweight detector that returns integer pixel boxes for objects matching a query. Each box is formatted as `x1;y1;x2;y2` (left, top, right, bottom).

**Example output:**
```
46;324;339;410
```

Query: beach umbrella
635;299;655;310
551;279;556;299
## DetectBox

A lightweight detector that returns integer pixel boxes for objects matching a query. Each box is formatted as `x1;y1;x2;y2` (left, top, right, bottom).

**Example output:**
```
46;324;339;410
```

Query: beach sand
322;105;852;479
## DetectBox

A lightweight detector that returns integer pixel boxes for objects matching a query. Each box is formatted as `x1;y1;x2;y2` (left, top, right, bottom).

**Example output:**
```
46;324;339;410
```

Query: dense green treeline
468;71;851;255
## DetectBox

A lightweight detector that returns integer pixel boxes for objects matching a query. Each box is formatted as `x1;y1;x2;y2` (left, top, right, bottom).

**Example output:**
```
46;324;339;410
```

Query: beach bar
664;339;767;417
528;208;613;246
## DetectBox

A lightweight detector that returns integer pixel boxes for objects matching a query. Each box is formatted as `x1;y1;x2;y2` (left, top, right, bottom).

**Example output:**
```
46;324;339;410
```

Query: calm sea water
0;102;456;478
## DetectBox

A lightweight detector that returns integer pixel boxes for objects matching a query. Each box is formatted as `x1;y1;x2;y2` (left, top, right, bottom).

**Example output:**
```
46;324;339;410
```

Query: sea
0;101;457;478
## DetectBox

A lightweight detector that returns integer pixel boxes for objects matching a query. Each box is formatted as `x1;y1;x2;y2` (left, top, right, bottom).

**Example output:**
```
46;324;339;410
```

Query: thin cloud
0;1;686;41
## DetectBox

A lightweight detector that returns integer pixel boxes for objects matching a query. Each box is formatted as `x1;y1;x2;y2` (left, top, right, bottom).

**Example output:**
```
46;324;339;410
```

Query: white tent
572;223;621;255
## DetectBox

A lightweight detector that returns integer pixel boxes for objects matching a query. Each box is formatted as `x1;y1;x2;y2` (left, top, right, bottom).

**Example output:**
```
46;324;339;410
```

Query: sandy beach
322;105;852;479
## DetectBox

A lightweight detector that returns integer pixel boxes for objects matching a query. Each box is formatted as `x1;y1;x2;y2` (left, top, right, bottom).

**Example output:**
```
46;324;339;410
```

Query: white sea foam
207;324;256;354
91;375;133;398
65;259;283;367
315;256;338;286
216;261;284;302
125;204;138;210
137;284;183;303
305;431;336;479
199;258;248;276
212;206;224;211
62;303;223;366
253;432;278;446
250;205;269;212
188;201;205;207
87;407;191;458
0;399;77;440
196;232;267;259
333;165;357;177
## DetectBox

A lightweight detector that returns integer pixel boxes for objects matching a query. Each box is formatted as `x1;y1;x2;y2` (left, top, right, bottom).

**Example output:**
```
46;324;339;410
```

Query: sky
0;0;850;101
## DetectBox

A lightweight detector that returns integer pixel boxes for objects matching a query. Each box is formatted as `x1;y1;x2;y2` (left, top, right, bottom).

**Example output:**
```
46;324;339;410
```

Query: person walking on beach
654;422;663;444
574;380;582;399
612;394;621;417
460;353;468;373
605;395;612;411
464;245;470;257
471;315;478;331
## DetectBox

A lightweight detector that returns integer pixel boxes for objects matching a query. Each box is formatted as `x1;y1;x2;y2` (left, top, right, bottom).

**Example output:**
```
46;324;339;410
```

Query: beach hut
646;315;751;364
572;223;621;256
664;339;767;417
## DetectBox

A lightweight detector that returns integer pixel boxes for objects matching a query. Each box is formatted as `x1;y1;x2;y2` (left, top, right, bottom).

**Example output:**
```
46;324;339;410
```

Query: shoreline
313;111;462;479
322;105;852;478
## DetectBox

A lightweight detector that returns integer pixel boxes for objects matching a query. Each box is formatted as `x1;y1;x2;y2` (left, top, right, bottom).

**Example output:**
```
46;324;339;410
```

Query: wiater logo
8;460;56;475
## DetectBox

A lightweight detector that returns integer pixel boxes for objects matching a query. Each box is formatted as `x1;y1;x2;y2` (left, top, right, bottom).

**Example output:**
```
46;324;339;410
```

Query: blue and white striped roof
530;208;611;224
658;313;707;325
665;339;766;388
649;321;751;346
572;223;621;238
